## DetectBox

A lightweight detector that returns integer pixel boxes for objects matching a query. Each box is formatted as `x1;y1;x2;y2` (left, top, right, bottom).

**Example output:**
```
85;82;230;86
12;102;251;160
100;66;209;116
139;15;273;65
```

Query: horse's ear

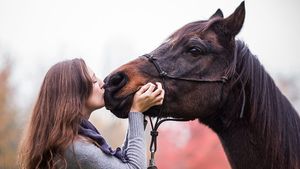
223;1;245;36
211;1;245;38
209;9;224;19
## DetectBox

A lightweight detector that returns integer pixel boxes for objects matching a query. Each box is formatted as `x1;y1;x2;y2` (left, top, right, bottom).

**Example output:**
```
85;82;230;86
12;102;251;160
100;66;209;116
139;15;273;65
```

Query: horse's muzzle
104;72;132;118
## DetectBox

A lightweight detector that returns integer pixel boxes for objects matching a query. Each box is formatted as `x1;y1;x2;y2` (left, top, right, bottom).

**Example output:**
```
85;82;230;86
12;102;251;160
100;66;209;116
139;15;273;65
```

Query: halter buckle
221;76;228;83
150;130;158;137
160;71;167;77
144;54;156;61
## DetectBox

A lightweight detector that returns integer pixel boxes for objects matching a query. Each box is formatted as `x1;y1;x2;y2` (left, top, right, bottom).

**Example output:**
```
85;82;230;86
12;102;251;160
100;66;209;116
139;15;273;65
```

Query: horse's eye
188;46;205;56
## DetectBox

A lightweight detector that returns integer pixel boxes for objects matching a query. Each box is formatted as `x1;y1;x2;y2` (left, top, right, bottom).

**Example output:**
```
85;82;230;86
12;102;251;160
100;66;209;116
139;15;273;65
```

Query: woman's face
85;67;105;112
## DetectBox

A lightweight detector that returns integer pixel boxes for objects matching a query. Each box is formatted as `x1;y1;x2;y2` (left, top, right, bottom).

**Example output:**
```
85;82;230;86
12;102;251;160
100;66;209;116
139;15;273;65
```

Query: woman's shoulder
65;136;126;169
66;137;104;161
66;136;102;157
65;136;106;168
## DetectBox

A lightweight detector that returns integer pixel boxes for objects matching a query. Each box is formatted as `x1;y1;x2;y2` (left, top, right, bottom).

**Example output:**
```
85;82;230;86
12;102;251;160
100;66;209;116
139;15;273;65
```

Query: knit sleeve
65;112;147;169
122;112;147;168
122;112;147;151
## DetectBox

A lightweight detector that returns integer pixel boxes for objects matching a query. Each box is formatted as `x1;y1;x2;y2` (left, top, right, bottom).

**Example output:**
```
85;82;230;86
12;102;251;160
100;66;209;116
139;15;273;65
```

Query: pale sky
0;0;299;117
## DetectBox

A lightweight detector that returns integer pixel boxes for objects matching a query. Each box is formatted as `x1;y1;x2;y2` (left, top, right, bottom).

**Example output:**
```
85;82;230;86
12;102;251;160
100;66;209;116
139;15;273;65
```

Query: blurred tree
156;121;230;169
0;56;20;169
90;114;127;148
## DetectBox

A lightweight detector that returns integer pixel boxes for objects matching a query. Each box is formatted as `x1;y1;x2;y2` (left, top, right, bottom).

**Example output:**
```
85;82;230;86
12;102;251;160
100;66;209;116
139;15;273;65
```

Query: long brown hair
18;58;93;169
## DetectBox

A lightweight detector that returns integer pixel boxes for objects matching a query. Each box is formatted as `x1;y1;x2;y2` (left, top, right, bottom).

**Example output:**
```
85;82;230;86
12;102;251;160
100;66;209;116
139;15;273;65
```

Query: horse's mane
232;40;300;168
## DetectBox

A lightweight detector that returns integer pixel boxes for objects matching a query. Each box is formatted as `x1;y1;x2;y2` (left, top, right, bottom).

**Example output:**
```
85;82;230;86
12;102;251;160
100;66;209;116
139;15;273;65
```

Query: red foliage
155;120;231;169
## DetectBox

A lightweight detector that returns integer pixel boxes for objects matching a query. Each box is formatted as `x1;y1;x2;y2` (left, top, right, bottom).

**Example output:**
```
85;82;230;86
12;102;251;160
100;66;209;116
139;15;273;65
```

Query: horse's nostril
111;74;122;86
110;72;127;87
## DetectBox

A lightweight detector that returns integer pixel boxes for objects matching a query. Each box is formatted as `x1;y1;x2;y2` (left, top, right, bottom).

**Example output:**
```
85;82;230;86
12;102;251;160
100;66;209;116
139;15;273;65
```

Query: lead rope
147;117;158;169
146;57;167;169
147;116;190;169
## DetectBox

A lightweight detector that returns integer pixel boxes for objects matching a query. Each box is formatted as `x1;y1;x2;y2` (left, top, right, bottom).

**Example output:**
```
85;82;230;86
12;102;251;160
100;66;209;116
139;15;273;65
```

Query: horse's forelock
168;21;206;45
166;18;224;50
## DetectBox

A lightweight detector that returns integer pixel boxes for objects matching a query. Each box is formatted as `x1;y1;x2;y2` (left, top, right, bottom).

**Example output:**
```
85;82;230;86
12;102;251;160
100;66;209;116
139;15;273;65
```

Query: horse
103;2;300;169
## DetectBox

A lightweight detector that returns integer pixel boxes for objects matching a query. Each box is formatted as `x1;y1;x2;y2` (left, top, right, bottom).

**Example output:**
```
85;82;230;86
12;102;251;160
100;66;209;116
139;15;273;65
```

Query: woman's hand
130;82;165;113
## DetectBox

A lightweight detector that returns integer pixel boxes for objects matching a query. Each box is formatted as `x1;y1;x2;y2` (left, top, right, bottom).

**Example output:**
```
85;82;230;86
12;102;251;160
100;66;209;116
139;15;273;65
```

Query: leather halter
143;54;229;83
142;53;230;168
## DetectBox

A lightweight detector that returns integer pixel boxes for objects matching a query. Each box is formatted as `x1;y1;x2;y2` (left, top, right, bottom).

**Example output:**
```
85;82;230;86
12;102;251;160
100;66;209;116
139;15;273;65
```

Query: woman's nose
99;81;104;89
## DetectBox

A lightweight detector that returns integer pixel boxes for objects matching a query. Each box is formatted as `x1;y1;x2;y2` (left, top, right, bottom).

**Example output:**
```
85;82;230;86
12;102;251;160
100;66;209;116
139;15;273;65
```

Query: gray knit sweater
65;112;146;169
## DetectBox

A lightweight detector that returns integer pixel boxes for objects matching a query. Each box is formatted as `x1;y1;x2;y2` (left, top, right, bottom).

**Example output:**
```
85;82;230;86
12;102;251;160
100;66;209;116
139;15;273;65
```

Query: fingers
151;82;165;105
136;83;151;95
141;83;156;97
136;82;165;105
153;88;165;105
152;82;163;97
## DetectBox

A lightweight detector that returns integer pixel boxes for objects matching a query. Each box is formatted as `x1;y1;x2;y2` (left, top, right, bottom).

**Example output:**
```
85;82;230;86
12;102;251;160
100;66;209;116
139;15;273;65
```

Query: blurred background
0;0;299;168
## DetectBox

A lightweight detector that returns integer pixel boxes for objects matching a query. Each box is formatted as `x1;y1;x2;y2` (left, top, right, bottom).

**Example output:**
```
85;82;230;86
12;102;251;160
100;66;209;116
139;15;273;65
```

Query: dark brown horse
104;2;300;169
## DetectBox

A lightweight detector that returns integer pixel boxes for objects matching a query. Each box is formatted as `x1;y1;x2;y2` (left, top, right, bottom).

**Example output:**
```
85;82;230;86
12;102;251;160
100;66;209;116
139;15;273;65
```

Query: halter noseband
142;53;231;169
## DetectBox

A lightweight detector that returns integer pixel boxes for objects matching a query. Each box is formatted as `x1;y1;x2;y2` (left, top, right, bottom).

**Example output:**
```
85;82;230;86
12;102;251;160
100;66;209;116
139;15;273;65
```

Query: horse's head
104;2;245;119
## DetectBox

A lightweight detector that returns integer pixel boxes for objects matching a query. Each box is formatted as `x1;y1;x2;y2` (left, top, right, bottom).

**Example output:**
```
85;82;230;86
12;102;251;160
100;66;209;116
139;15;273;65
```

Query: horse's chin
108;101;162;118
143;106;164;117
104;90;166;118
104;92;134;119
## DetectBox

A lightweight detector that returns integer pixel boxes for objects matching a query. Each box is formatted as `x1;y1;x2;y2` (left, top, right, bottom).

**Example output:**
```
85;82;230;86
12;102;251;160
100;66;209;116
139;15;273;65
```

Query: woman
18;58;164;169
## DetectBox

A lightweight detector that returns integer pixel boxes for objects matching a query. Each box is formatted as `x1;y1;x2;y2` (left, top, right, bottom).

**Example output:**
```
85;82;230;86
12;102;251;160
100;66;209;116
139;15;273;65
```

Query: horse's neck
207;42;300;169
217;121;268;169
216;79;300;169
